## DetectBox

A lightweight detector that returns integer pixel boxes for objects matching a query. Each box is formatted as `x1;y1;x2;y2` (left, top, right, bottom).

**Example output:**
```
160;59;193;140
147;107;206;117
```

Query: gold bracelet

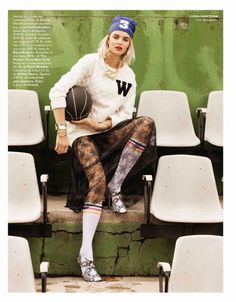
55;122;67;131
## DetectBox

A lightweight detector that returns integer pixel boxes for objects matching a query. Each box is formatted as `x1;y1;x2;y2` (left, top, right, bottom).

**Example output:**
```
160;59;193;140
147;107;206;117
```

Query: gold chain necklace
104;63;119;80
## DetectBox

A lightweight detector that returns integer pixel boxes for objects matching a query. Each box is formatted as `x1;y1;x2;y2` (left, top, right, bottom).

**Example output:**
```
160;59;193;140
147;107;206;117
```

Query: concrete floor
36;276;159;293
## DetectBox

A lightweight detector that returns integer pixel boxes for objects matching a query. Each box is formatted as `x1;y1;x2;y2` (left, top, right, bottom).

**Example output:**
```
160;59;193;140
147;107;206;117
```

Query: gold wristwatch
55;122;67;137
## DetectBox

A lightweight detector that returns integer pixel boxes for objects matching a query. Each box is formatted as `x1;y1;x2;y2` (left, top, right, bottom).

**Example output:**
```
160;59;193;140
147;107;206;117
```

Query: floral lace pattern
76;117;154;205
76;137;106;204
67;117;158;212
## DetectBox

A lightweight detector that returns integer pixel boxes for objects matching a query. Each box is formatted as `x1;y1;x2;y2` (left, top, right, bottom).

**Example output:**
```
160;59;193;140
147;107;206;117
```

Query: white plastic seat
158;235;223;292
8;152;42;223
137;90;200;147
8;89;45;146
150;154;223;223
205;91;223;147
8;236;49;292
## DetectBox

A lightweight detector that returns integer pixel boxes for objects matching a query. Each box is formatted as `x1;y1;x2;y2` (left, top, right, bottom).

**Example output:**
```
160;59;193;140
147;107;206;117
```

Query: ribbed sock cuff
83;202;103;215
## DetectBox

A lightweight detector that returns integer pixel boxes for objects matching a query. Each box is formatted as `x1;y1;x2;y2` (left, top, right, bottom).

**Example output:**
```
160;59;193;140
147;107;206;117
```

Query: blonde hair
97;34;135;66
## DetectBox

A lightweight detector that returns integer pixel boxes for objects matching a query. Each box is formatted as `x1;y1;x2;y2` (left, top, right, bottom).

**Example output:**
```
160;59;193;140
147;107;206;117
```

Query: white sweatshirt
49;53;137;145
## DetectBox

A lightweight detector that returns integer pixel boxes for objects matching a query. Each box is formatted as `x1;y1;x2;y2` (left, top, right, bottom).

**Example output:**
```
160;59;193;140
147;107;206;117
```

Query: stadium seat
157;235;223;292
137;90;200;147
196;90;223;147
8;89;47;146
8;152;47;223
8;152;51;237
141;155;223;238
8;236;49;292
151;154;223;222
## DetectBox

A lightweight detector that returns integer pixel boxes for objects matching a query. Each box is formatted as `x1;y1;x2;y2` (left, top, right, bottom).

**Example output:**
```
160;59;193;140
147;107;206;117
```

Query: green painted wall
8;10;223;148
29;223;175;276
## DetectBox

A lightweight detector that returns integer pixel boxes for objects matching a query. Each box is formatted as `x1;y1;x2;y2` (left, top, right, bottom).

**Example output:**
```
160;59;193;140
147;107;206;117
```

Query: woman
49;16;157;282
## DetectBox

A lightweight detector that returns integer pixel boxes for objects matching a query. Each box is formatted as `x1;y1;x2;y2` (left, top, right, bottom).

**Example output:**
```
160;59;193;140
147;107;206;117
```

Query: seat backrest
8;236;36;292
205;91;223;147
8;89;44;146
8;152;41;223
169;235;223;292
150;154;223;223
137;90;200;147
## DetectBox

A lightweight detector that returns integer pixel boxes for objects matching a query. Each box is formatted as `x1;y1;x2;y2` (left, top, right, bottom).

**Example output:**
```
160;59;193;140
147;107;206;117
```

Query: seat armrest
196;107;207;143
40;174;49;223
196;107;207;115
44;105;51;149
157;262;171;292
142;175;153;182
44;105;51;112
157;262;171;272
142;175;153;224
40;261;49;292
132;107;137;119
40;261;49;273
40;174;49;183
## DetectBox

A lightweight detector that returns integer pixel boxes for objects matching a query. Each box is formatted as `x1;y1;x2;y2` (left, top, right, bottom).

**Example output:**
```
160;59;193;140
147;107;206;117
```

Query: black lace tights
76;117;154;205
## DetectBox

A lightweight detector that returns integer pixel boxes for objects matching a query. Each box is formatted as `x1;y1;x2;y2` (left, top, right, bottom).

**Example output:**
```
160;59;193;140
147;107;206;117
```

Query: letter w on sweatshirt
116;80;132;97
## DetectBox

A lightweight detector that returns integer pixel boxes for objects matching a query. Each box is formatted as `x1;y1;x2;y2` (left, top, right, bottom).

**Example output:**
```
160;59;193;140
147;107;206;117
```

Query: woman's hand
70;117;112;131
70;118;102;131
55;135;69;154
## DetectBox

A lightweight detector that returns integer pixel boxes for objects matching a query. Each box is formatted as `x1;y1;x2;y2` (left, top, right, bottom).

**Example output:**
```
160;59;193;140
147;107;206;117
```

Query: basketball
65;86;92;121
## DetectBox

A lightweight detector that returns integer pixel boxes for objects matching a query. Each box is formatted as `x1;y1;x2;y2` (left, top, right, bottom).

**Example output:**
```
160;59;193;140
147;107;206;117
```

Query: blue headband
108;16;137;39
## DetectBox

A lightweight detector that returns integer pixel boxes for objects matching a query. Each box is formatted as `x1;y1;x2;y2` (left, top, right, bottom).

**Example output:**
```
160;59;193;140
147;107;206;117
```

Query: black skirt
66;117;158;212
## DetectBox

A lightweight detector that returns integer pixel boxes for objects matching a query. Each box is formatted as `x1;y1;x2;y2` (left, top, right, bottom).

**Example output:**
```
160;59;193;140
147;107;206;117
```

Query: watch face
57;129;66;137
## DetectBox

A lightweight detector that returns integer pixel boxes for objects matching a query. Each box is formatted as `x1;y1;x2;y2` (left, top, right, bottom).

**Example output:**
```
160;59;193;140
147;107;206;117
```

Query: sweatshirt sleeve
109;81;136;127
49;54;96;110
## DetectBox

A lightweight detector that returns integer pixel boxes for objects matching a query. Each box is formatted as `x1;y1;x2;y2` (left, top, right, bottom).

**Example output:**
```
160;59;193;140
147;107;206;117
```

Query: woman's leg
75;136;105;281
108;117;155;213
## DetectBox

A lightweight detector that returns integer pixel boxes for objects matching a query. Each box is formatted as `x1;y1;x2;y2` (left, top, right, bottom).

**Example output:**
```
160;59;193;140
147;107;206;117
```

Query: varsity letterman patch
116;80;132;96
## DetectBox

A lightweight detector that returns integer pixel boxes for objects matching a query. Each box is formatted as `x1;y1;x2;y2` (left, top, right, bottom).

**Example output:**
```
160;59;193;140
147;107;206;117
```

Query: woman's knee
135;116;155;133
138;116;155;127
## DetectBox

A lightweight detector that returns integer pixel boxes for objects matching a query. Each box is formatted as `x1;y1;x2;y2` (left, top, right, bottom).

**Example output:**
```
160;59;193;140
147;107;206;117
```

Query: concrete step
47;194;145;224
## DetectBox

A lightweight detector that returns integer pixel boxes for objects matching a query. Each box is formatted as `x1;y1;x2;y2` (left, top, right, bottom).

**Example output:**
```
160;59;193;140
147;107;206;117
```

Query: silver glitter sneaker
108;190;127;214
77;257;102;282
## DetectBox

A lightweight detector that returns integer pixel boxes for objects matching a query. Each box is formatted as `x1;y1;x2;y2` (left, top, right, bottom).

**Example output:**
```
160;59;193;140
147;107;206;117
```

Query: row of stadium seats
8;233;223;292
8;89;223;231
9;89;223;148
8;90;51;291
8;89;223;292
135;91;223;291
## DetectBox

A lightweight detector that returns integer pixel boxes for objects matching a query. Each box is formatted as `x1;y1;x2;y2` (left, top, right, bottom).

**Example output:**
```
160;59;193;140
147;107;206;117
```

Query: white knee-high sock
80;202;102;261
